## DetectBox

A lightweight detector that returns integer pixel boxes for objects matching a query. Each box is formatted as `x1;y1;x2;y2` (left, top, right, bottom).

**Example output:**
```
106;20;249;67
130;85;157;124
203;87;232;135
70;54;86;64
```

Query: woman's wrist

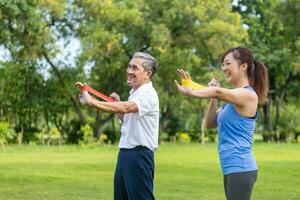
185;89;193;96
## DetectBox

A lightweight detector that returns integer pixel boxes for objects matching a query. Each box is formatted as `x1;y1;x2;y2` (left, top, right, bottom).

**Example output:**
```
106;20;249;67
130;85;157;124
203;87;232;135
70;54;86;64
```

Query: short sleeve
130;90;157;117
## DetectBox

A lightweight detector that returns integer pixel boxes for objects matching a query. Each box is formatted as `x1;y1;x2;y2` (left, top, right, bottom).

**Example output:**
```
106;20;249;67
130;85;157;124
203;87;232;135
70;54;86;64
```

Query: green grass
0;143;299;200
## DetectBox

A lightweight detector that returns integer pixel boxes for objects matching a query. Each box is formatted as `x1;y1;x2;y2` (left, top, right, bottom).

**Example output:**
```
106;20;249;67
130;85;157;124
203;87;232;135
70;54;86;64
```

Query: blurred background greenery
0;0;299;147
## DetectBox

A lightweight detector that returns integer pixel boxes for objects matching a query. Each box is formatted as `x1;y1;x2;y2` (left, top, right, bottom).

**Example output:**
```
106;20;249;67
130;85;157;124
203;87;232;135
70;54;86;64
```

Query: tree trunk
159;106;170;133
17;123;23;147
43;52;87;124
275;96;280;130
274;72;294;142
44;108;50;133
95;111;103;139
54;116;63;135
275;96;280;142
262;100;272;142
94;112;115;139
44;89;50;132
201;117;205;144
263;101;271;131
0;102;2;118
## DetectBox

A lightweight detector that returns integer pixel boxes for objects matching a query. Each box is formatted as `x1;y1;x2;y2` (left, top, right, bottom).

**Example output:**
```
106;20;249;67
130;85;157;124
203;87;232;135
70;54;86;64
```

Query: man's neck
132;80;151;91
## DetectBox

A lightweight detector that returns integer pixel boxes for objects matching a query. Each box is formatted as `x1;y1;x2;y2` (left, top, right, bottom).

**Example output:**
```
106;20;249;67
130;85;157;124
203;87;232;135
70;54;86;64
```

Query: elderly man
76;52;159;200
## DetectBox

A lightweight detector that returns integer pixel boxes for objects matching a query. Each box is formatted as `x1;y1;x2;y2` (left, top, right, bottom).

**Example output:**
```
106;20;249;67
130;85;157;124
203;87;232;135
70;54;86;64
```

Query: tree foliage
0;0;298;143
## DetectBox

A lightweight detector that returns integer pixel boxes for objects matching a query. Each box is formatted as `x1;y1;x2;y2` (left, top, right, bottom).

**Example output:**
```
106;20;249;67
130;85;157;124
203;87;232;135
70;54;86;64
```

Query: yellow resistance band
181;79;207;90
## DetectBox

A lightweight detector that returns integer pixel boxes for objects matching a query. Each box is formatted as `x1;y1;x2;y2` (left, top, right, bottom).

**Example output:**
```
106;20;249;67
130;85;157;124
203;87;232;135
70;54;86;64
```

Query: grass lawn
0;143;299;200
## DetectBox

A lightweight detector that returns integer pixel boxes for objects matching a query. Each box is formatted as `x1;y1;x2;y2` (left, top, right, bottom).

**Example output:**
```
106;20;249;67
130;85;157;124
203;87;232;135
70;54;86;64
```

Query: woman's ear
241;63;248;72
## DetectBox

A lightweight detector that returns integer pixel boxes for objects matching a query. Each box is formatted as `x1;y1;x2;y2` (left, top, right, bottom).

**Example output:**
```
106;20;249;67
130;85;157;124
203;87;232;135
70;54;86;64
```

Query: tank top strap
243;86;256;93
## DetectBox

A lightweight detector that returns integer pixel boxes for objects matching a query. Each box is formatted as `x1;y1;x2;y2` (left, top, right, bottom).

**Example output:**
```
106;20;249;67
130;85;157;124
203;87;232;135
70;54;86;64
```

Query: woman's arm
175;83;257;108
204;78;220;129
204;98;218;128
190;87;257;108
175;69;257;114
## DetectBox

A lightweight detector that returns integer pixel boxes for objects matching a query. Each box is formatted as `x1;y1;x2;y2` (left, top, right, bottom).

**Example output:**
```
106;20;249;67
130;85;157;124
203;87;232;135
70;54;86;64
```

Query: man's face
127;58;150;90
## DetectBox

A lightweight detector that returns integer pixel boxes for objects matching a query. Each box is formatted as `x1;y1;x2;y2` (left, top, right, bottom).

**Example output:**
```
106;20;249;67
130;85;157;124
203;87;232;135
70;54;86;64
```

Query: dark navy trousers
114;146;155;200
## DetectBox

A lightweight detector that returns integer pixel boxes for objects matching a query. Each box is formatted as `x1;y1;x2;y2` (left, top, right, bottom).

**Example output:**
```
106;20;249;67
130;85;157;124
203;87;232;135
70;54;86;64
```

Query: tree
233;0;300;141
0;0;87;142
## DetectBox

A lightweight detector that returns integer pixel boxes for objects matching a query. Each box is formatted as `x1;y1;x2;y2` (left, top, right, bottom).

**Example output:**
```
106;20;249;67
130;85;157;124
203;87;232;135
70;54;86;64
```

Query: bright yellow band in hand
181;79;207;90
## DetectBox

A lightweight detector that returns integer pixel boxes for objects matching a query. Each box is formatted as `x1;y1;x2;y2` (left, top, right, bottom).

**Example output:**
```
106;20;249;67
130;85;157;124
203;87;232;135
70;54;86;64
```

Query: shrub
36;131;48;145
276;104;300;142
0;121;15;150
179;132;191;143
159;131;169;143
99;134;108;143
78;124;95;147
48;128;62;145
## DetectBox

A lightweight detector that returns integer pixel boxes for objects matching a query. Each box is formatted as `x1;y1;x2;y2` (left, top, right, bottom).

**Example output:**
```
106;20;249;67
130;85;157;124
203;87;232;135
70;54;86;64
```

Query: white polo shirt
119;82;159;151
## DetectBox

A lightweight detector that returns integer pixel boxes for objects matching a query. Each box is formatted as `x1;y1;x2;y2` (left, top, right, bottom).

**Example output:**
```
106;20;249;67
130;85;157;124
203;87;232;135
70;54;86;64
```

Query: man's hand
110;92;121;102
75;81;85;90
79;90;92;106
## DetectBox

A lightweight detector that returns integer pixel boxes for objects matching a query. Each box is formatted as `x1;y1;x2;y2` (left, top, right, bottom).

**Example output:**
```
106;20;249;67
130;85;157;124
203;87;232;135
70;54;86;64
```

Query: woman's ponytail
252;60;269;104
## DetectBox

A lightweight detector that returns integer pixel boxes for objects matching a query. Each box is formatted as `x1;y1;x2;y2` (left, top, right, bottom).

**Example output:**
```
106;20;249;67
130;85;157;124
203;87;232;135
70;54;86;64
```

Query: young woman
175;47;268;200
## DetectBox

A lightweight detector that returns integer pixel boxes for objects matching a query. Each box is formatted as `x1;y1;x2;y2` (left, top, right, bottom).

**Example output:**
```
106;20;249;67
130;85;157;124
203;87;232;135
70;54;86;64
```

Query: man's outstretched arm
80;91;138;114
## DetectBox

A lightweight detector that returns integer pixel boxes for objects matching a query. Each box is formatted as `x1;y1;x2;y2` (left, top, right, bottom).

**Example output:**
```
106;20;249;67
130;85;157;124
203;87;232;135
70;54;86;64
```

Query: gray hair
133;52;157;78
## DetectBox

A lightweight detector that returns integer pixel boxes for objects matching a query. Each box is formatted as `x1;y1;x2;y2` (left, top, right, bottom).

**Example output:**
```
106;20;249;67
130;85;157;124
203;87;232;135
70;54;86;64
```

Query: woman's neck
233;77;250;88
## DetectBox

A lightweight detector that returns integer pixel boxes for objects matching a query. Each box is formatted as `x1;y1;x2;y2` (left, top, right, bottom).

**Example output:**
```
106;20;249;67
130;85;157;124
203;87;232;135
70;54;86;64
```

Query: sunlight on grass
0;143;299;200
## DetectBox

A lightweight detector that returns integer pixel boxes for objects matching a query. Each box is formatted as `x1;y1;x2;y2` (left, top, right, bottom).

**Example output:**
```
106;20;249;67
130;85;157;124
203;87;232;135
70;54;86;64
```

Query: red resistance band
79;84;115;102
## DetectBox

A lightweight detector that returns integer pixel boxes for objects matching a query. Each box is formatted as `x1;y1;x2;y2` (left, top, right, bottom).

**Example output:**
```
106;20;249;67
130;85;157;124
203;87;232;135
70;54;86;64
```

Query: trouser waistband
120;145;150;151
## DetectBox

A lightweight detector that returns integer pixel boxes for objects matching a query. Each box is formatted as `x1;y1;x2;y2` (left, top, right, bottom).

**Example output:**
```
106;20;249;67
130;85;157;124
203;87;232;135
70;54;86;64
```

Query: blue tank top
217;87;258;175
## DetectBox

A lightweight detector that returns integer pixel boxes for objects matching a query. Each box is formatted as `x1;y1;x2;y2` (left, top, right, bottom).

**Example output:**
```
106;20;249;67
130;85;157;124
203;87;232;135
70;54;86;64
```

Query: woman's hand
208;78;220;87
174;80;193;96
177;68;191;80
175;68;193;95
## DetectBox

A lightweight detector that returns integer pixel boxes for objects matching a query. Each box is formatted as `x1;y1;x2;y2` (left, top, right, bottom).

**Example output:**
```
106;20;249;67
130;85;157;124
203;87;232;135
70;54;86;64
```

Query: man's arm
89;99;138;114
80;91;138;114
109;92;124;122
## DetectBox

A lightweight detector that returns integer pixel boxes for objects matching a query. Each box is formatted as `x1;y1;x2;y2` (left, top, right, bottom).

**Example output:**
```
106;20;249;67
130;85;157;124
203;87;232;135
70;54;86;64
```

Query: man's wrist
87;98;93;107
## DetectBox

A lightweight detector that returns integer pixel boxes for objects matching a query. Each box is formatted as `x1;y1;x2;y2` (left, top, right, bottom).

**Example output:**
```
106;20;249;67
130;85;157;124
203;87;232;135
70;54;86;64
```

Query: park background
0;0;299;199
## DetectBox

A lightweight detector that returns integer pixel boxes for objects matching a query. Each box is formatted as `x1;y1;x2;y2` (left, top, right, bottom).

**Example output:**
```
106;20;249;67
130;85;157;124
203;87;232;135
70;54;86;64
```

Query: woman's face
221;52;241;85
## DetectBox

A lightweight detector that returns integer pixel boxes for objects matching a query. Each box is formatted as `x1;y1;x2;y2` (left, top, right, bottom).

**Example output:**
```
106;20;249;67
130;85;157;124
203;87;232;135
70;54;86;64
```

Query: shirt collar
129;81;152;95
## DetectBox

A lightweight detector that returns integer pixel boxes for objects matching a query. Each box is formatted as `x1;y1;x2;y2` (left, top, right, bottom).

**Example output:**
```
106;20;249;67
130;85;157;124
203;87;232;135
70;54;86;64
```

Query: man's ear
147;70;152;78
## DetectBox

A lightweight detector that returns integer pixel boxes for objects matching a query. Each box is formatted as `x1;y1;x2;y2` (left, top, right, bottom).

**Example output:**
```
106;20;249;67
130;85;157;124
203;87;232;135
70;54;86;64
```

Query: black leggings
223;170;257;200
